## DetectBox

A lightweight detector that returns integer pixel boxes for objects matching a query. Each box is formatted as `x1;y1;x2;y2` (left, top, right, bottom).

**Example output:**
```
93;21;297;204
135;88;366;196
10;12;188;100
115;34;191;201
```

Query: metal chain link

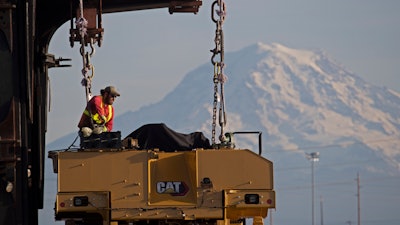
211;65;219;145
77;0;96;102
211;0;227;146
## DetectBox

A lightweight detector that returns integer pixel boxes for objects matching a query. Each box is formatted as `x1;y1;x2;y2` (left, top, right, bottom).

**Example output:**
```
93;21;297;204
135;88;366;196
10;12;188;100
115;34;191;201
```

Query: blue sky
47;0;400;143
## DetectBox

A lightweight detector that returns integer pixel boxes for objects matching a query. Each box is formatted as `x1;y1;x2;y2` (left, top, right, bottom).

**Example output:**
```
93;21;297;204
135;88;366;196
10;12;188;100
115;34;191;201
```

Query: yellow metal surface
224;189;275;220
148;151;197;205
197;149;274;190
56;191;109;212
52;148;275;222
225;189;275;207
57;150;147;209
253;216;264;225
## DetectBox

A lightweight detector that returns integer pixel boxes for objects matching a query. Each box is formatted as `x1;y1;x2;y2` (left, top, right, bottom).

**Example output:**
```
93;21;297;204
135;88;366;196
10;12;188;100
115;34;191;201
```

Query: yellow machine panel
56;150;148;209
196;150;274;190
49;148;275;225
148;152;197;206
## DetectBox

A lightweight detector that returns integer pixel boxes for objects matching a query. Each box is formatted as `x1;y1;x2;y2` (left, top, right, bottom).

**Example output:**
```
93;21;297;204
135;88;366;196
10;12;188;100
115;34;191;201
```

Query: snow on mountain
45;42;400;225
241;43;400;168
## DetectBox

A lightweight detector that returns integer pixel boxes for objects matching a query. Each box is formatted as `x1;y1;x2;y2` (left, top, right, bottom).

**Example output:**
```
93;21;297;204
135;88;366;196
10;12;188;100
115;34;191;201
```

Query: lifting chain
210;0;227;146
76;0;97;134
77;0;96;102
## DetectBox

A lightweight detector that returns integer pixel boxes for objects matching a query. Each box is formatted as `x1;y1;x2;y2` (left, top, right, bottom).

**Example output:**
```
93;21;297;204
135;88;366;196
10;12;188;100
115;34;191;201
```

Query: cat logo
156;181;189;196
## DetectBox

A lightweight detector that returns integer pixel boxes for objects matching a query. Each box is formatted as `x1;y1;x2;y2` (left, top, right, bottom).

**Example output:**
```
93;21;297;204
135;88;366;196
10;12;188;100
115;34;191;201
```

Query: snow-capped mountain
44;42;400;225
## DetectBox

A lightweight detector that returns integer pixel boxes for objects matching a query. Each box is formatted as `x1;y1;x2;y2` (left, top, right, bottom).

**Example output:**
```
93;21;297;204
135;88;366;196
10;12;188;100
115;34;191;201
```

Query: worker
78;86;120;137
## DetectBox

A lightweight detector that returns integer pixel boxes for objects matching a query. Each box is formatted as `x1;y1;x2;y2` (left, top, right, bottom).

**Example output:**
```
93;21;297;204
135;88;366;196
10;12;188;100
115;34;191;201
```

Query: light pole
320;195;324;225
306;152;320;225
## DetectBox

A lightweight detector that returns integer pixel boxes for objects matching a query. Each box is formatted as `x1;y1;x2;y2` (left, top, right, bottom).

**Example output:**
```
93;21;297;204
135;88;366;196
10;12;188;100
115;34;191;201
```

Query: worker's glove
80;127;93;137
93;125;104;135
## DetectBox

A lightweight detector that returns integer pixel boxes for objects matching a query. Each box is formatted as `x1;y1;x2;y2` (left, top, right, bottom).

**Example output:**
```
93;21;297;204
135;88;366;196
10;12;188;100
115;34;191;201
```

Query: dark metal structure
0;1;201;225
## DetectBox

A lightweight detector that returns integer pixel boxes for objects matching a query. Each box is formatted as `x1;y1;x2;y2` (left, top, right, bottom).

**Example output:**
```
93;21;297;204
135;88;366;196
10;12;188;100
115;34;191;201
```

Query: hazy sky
47;0;400;143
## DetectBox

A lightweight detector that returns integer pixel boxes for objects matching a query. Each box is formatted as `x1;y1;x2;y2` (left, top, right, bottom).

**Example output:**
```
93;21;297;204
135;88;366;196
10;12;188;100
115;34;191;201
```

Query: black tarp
125;123;211;152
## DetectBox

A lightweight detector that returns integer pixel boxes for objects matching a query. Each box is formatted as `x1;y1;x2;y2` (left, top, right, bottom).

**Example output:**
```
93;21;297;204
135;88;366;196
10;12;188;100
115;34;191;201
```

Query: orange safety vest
78;95;115;131
83;100;112;125
80;96;112;129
